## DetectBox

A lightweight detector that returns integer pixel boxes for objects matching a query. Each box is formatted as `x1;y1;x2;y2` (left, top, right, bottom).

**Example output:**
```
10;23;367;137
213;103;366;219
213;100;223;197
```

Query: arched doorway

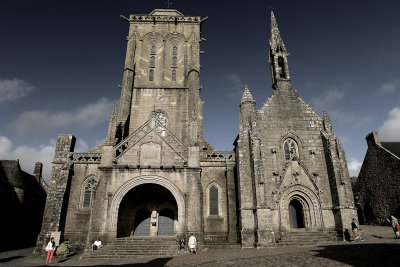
289;199;305;229
157;208;174;236
117;183;178;237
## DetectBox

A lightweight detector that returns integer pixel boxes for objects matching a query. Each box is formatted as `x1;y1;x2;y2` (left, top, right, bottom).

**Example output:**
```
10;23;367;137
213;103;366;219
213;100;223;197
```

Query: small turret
239;85;256;132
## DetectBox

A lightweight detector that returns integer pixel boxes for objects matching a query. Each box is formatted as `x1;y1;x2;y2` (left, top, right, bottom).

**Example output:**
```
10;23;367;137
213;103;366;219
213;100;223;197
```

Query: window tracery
82;177;99;207
284;138;299;161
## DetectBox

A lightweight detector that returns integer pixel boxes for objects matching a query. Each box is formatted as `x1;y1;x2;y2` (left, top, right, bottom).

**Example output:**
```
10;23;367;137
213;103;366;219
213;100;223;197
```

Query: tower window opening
150;56;155;68
173;46;177;55
172;56;177;67
149;69;154;81
172;69;176;81
151;45;156;54
278;56;286;78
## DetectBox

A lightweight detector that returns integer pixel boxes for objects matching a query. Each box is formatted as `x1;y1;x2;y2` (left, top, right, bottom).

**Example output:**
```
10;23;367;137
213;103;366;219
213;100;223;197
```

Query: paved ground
1;225;399;267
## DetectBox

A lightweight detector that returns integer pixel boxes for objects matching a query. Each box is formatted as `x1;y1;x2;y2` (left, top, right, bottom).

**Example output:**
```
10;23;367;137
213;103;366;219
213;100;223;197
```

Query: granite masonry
355;132;400;224
35;8;356;252
0;160;47;251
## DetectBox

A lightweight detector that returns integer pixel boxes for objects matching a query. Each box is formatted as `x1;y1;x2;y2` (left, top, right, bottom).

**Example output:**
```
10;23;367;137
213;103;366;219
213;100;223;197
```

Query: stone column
226;162;238;243
34;135;75;253
186;171;203;240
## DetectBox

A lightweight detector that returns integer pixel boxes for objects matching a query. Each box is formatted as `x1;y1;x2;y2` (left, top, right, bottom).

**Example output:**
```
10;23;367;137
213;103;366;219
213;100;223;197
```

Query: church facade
36;8;356;251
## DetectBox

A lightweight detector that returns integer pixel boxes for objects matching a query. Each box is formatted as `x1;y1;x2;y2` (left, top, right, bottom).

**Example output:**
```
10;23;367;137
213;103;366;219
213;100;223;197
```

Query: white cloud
224;73;244;100
312;89;345;110
330;110;373;128
378;107;400;141
377;80;400;95
11;97;114;135
0;78;34;104
0;135;55;182
348;157;362;177
75;139;89;152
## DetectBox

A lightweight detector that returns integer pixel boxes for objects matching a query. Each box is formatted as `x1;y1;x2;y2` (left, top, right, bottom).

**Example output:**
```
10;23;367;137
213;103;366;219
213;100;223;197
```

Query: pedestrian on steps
188;233;197;254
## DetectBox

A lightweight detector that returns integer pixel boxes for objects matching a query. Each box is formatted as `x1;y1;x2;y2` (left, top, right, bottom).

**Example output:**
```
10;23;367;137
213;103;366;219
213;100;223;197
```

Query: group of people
43;216;400;263
351;215;400;242
179;233;197;254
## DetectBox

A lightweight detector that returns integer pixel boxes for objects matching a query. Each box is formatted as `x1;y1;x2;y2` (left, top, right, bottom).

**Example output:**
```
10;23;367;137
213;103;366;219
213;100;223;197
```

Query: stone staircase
81;236;178;259
277;230;338;246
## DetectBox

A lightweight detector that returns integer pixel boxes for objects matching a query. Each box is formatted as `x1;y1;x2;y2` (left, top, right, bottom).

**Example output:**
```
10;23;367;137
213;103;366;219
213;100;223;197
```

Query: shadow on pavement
0;255;25;263
31;257;172;267
313;243;400;266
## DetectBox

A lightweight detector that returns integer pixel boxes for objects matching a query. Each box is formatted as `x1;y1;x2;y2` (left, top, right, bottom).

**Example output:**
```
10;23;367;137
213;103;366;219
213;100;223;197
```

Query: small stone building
36;8;356;251
355;132;400;224
0;160;47;251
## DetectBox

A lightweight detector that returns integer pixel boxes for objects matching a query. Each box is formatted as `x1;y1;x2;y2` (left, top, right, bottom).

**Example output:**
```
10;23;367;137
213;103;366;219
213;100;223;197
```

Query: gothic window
172;46;177;55
172;69;176;81
150;56;155;68
209;185;219;215
149;69;154;81
150;45;156;54
172;56;177;67
278;56;286;78
284;138;299;161
155;111;167;137
82;177;99;207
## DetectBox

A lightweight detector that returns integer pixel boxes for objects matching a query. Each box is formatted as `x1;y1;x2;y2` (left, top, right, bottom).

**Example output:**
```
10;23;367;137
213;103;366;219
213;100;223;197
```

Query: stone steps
277;230;338;246
81;236;179;259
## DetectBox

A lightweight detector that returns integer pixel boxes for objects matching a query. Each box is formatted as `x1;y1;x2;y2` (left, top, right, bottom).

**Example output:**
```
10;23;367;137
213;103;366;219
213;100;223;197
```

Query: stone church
36;8;356;252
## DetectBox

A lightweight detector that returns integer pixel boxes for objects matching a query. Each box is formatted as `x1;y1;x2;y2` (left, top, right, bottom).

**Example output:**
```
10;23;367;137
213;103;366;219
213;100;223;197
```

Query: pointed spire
270;8;281;43
110;102;117;120
269;9;291;89
240;84;256;104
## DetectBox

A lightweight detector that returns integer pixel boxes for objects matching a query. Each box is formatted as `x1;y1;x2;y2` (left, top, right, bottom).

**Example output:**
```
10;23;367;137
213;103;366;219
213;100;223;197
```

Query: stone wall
356;132;400;224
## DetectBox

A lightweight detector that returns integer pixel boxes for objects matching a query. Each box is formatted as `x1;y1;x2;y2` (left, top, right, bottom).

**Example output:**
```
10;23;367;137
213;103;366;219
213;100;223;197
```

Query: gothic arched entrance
117;183;178;237
289;199;305;228
279;185;323;230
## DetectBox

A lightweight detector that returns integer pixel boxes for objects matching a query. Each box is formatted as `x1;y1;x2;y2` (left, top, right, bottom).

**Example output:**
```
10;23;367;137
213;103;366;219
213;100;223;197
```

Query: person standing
45;237;56;264
351;218;363;242
387;215;400;239
188;233;197;254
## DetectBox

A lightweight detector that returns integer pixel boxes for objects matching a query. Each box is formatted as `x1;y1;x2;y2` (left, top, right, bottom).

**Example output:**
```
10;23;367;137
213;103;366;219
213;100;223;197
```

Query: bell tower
268;9;291;90
109;9;209;149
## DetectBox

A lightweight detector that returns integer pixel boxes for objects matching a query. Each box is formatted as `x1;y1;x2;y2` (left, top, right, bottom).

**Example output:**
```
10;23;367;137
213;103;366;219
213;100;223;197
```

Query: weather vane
165;0;173;9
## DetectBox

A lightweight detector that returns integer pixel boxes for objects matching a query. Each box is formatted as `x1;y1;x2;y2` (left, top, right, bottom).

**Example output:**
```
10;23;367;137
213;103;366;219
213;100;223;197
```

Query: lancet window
82;177;99;207
209;185;219;215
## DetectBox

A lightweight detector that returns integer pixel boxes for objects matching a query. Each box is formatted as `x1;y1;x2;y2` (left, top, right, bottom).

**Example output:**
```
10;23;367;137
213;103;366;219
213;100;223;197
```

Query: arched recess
279;132;305;160
205;182;222;216
80;175;99;209
278;185;323;230
108;176;185;234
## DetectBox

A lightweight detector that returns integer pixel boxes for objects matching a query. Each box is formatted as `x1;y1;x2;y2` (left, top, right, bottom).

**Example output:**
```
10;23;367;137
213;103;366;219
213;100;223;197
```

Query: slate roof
0;160;46;196
381;142;400;158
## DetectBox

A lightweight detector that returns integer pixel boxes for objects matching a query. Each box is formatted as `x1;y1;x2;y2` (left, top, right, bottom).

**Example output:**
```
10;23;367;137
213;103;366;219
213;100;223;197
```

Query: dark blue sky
1;0;400;180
